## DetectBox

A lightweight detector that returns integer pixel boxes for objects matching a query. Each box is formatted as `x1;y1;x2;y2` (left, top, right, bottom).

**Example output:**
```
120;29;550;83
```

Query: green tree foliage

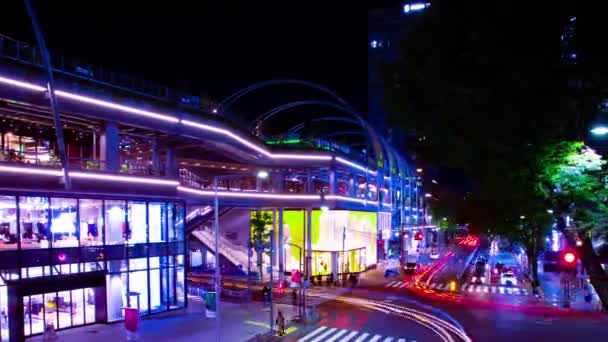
250;211;273;281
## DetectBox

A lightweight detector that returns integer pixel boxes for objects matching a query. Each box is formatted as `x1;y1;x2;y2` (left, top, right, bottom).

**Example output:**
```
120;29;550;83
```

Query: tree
250;211;273;281
536;142;608;276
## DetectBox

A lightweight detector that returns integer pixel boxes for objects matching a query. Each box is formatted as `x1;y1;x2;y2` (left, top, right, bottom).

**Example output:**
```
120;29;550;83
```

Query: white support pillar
329;167;337;195
306;207;312;281
100;122;120;171
278;208;284;281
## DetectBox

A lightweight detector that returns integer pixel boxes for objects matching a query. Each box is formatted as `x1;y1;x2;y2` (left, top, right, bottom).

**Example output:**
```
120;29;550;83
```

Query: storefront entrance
6;271;106;341
22;287;98;337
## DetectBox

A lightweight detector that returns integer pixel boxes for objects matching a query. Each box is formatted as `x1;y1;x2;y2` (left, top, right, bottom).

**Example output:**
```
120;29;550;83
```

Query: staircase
186;207;275;278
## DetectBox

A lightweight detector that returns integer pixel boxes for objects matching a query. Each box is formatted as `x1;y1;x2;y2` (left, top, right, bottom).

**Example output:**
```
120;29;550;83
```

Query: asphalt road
289;289;469;342
289;245;608;342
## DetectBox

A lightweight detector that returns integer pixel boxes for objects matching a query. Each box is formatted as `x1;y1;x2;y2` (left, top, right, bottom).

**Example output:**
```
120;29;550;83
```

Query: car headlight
480;277;485;282
472;276;477;281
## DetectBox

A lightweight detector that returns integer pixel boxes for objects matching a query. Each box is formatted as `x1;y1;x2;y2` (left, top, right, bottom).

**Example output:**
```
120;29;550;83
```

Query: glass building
0;194;186;340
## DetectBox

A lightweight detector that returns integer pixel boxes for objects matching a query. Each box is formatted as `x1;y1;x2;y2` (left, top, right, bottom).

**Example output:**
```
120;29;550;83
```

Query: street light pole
213;176;221;342
212;170;269;341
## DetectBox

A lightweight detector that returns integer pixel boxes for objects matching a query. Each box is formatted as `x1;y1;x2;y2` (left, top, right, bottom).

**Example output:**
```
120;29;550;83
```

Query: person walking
276;310;286;336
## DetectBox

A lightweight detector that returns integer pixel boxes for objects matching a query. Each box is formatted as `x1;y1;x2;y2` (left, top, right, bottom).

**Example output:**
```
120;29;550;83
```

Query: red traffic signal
414;232;423;240
563;251;577;265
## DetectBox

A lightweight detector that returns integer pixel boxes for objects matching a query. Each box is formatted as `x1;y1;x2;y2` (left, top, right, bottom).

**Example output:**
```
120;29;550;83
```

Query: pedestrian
276;310;286;336
292;288;297;306
262;285;270;304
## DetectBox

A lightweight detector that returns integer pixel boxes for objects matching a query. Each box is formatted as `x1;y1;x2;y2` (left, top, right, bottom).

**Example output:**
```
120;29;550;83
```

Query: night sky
0;1;366;114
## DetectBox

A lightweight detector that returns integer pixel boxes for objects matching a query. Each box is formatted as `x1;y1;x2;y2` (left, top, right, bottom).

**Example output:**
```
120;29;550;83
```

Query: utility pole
342;226;346;275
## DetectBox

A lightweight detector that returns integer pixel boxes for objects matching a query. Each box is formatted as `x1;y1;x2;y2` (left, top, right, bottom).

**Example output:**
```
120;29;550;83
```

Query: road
289;288;470;342
286;246;608;342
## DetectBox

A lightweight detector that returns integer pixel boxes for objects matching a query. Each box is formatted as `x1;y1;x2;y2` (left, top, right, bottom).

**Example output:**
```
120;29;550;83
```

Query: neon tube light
335;157;377;176
70;172;179;186
55;90;179;123
178;186;320;200
181;119;271;157
0;76;46;91
325;195;378;206
0;165;63;176
270;153;332;161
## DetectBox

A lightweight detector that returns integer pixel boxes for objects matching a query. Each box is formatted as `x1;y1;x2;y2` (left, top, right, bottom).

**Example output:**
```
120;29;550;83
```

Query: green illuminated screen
263;210;377;275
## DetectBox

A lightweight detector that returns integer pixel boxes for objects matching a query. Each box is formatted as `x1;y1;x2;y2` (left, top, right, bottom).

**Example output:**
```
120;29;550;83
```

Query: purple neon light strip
335;157;377;176
55;90;179;123
70;172;179;186
178;186;321;199
0;75;373;170
0;165;62;176
325;195;378;206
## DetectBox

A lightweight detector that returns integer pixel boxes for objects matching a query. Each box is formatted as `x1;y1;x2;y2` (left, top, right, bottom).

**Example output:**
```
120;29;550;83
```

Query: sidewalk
539;271;603;312
28;297;299;342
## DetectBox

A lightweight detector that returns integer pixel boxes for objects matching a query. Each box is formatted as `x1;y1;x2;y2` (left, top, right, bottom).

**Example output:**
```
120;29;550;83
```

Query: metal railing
0;33;212;111
0;148;165;176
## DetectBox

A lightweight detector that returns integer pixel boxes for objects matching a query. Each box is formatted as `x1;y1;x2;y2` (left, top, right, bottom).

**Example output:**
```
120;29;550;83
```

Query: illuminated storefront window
0;195;185;338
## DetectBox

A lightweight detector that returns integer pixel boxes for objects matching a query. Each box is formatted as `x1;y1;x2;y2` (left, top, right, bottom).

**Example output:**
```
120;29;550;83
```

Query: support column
278;208;284;281
100;122;120;171
306;207;312;281
329;167;337;195
273;171;285;193
165;145;178;177
306;169;313;194
152;136;161;175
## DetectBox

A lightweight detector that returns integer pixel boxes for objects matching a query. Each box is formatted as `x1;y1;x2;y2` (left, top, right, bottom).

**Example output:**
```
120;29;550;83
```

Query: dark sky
0;1;366;112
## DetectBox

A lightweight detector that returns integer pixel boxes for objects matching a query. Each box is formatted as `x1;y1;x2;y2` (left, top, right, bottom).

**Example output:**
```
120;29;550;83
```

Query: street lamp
213;170;269;341
590;125;608;135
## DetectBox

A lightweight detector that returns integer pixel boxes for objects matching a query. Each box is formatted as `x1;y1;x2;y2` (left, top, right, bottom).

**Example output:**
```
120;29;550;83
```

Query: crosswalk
425;282;529;296
298;325;413;342
383;280;408;289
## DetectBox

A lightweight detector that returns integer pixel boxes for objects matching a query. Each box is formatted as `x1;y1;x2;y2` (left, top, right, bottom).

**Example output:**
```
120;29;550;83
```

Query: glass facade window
19;196;49;249
105;200;126;245
127;202;147;244
0;196;185;338
79;199;103;246
175;203;184;241
50;198;78;248
149;202;166;243
0;196;17;250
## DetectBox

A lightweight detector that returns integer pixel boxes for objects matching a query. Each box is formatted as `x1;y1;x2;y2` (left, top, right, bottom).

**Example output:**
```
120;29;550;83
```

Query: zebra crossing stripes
298;325;411;342
424;283;530;296
384;280;407;288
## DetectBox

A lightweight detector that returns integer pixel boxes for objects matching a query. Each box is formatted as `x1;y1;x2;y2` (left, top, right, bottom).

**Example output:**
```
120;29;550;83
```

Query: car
384;258;400;277
430;249;440;259
500;271;517;286
475;261;487;274
472;270;485;284
493;262;505;275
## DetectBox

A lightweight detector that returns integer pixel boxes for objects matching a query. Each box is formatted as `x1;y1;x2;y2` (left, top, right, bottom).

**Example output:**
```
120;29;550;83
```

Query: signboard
205;292;217;318
291;269;301;285
440;220;448;229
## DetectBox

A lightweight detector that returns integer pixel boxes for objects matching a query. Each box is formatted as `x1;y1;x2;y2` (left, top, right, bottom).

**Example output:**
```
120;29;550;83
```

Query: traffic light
563;251;576;264
414;231;423;240
562;250;578;274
